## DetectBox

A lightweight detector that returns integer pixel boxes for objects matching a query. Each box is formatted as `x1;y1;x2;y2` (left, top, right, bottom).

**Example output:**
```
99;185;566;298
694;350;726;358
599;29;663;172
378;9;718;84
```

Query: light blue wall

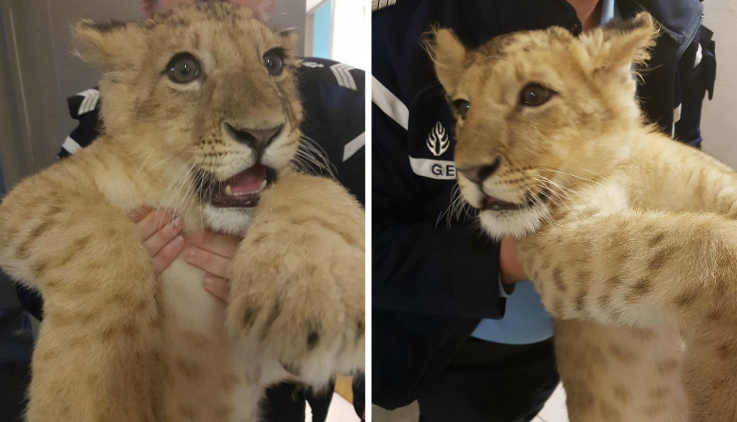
312;1;331;59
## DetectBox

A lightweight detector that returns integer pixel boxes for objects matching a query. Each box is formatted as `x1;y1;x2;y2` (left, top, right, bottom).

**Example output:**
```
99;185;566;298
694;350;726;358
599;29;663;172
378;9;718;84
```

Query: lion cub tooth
225;185;234;196
259;180;267;190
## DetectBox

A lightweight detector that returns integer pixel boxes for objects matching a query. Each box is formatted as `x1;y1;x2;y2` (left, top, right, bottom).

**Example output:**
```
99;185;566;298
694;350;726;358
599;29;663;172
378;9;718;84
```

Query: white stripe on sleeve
372;76;408;130
61;136;82;155
343;132;365;162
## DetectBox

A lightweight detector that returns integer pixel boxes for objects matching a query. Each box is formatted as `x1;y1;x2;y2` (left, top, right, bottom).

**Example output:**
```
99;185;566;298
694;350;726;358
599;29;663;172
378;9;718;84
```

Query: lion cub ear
585;12;657;74
427;28;468;96
72;20;145;71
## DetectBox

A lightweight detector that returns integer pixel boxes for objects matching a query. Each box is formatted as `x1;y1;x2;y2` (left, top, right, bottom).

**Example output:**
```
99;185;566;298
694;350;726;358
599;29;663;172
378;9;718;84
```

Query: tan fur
431;13;737;422
0;4;364;421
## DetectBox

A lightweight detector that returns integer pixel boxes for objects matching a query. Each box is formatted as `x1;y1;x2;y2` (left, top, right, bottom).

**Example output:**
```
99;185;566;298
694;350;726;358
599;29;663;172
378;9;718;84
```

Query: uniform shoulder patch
427;121;450;157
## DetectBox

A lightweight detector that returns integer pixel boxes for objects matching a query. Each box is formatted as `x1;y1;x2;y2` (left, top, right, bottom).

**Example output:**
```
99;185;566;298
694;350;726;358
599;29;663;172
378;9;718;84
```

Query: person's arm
373;191;504;319
371;70;505;319
57;89;102;160
295;58;366;205
673;24;717;149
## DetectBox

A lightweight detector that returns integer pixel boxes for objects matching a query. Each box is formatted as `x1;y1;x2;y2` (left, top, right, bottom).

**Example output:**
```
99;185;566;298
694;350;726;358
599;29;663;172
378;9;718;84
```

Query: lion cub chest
158;257;259;422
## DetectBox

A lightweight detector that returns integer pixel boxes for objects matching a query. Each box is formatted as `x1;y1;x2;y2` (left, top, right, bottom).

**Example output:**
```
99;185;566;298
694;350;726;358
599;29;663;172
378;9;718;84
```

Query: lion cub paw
226;173;364;386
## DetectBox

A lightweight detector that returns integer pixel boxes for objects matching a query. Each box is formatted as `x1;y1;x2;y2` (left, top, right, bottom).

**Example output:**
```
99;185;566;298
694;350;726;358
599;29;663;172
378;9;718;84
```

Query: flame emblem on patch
427;121;450;157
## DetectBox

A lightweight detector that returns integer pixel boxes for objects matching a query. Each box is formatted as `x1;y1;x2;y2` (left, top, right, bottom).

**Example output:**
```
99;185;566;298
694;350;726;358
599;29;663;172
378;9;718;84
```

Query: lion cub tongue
226;164;266;194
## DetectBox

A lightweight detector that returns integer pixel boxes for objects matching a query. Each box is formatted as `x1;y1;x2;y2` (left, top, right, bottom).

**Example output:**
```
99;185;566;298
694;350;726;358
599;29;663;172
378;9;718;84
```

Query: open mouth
196;164;277;208
482;186;550;212
483;196;527;211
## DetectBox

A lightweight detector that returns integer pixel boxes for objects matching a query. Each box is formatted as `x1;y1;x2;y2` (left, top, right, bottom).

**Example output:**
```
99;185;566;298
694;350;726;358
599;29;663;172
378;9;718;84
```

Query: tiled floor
533;384;569;422
306;393;361;422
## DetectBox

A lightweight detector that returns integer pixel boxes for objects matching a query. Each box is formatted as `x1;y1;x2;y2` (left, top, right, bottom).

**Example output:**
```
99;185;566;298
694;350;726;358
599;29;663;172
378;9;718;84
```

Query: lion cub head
74;3;302;233
429;13;657;238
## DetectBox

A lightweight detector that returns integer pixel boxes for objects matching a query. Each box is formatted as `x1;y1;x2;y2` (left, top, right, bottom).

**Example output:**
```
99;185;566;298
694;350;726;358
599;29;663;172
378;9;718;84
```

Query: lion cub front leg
226;172;365;387
0;191;162;422
517;210;737;327
518;210;737;422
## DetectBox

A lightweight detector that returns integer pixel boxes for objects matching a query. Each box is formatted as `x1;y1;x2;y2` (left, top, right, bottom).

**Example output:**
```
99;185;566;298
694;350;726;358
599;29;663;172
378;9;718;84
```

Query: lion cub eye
453;99;470;119
520;83;553;107
166;53;201;84
263;48;285;76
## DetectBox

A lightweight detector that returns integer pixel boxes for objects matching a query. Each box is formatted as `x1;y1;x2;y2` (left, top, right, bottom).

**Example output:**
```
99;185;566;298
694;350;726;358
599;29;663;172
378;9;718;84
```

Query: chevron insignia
330;63;357;91
372;0;397;12
76;88;100;116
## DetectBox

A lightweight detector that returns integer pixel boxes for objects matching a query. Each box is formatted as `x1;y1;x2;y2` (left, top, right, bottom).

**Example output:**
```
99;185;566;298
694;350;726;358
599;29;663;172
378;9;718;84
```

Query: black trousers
261;381;335;422
418;338;559;422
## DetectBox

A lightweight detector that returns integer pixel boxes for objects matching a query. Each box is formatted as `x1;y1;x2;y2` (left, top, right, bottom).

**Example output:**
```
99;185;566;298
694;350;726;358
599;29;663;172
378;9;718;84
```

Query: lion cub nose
225;123;284;152
458;157;502;184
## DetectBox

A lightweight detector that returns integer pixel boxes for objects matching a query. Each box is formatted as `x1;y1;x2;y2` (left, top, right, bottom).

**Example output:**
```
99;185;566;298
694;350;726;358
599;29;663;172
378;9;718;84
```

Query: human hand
499;235;527;284
183;231;242;301
129;208;186;276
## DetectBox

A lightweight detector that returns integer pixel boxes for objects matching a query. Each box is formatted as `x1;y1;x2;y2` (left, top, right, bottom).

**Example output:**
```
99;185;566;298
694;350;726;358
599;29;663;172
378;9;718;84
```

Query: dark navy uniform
372;0;715;420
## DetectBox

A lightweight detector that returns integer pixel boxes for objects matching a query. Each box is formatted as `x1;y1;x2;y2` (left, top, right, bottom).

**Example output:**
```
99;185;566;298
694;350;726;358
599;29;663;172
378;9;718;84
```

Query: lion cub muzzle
192;119;288;208
457;157;549;211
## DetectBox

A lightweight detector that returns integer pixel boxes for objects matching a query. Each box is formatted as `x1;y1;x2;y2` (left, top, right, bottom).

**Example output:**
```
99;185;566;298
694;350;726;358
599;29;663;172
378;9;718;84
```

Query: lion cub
431;13;736;422
0;4;364;422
